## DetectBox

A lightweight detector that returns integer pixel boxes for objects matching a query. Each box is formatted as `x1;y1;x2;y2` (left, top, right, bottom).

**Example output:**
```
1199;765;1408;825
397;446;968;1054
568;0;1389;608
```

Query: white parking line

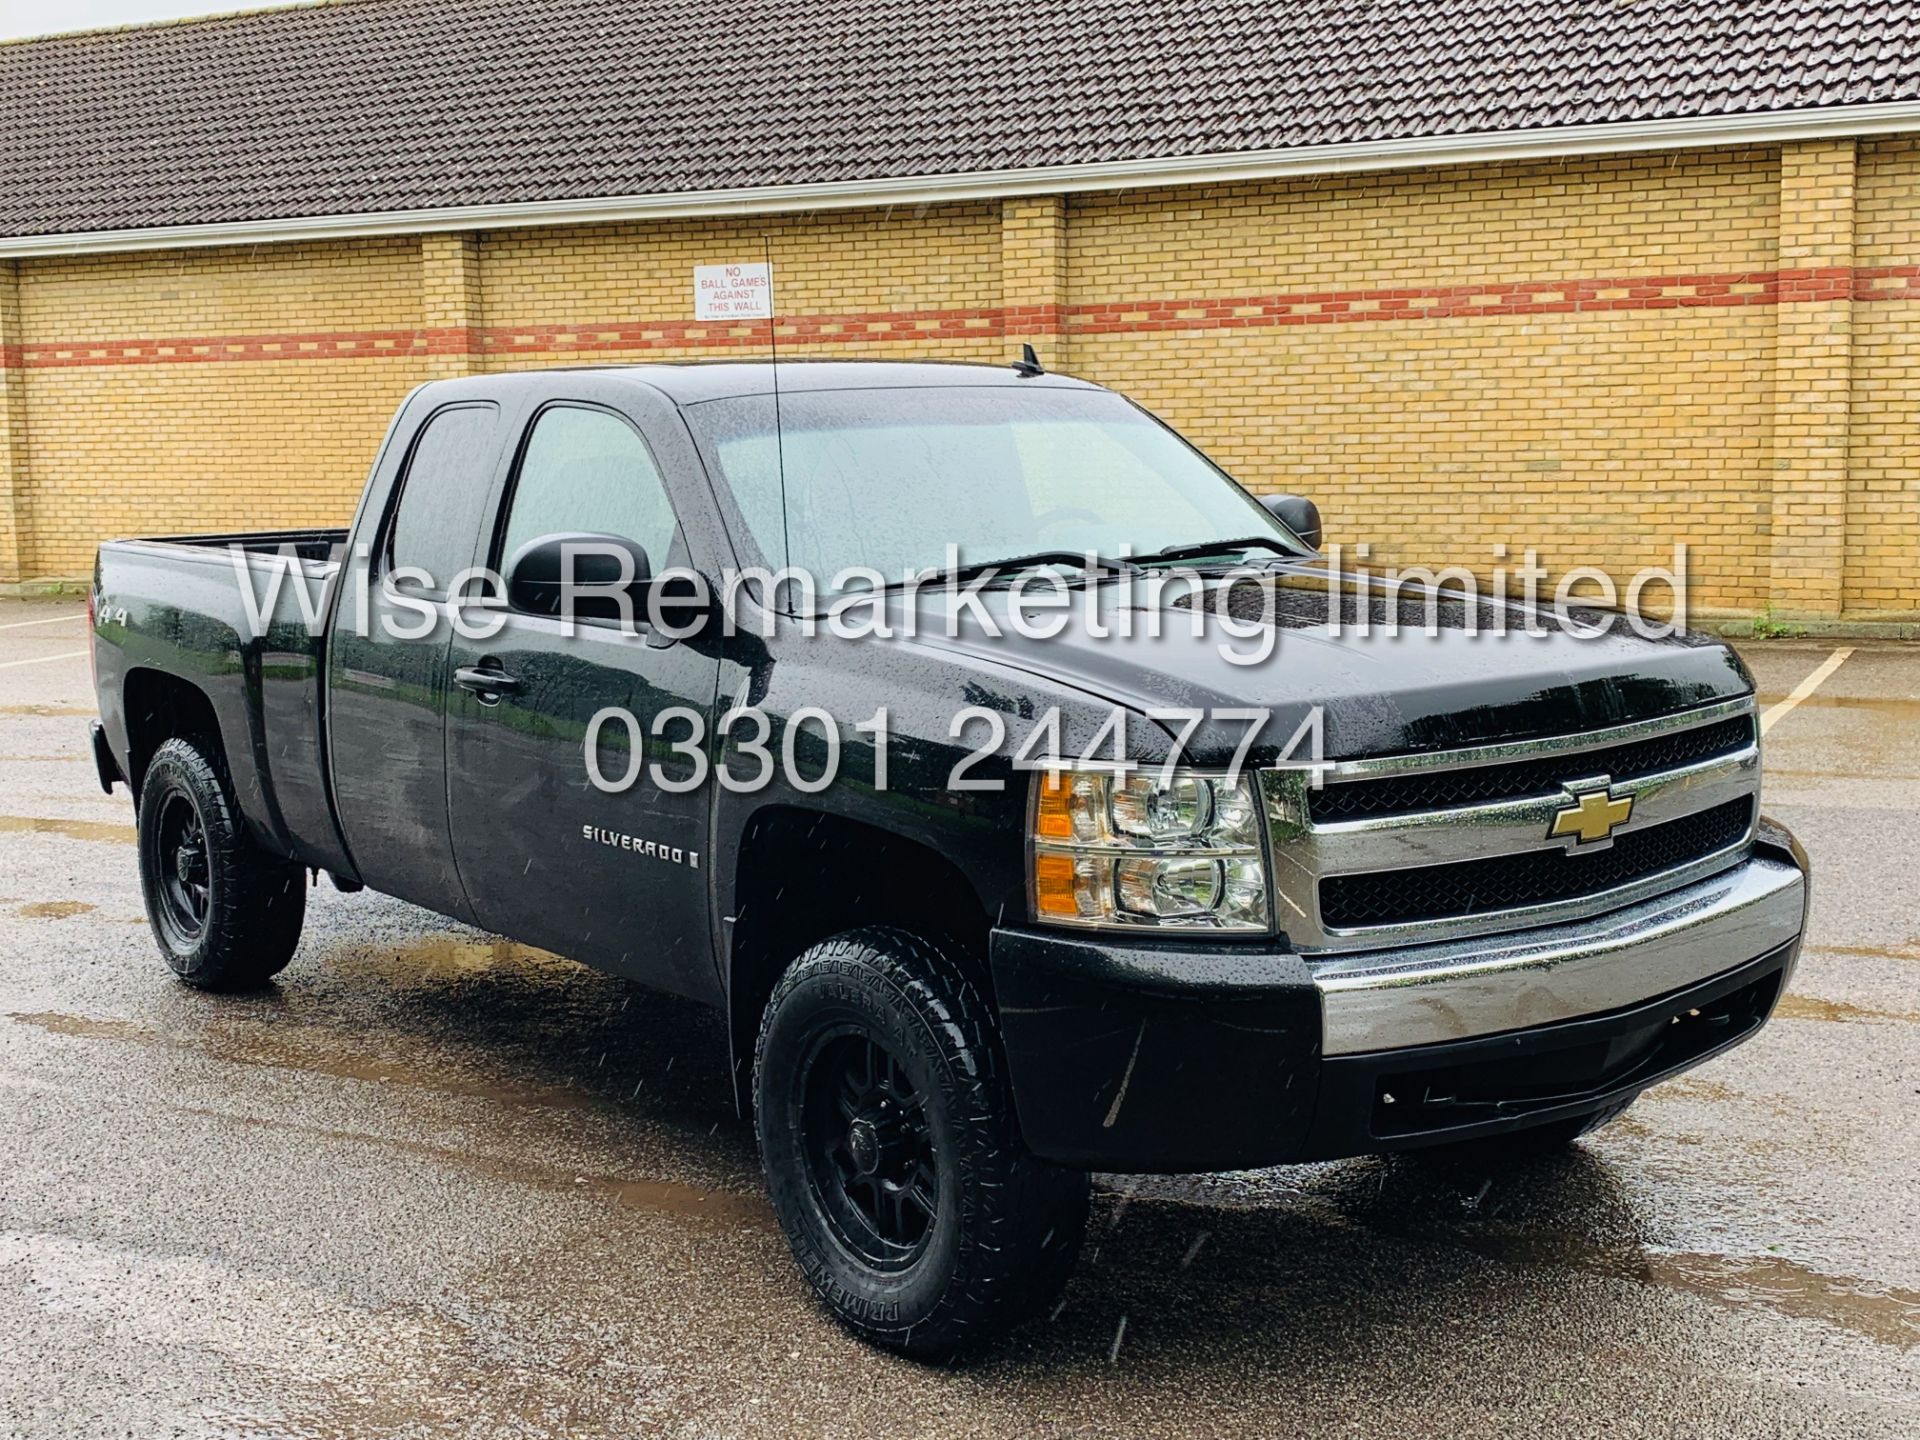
0;650;87;670
0;614;84;631
1760;647;1855;735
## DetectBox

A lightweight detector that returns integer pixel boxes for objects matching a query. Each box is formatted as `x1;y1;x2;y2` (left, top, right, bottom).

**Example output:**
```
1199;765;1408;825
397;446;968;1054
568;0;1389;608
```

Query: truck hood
899;567;1753;763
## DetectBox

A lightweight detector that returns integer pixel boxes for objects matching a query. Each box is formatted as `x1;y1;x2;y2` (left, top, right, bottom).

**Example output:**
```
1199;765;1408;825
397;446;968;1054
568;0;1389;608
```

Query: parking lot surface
0;596;1914;1437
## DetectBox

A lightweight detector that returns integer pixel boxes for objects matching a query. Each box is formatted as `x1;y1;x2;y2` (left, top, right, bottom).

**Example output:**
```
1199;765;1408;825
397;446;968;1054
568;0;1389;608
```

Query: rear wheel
137;736;306;990
754;927;1088;1357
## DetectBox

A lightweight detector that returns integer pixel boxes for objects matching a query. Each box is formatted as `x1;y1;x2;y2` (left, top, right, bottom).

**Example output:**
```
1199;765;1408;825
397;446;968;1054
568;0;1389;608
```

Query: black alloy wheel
151;790;212;948
800;1029;940;1271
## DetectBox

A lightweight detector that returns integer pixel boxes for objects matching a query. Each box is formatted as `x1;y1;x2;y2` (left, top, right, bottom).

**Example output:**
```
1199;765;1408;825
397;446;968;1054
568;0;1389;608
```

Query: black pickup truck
89;360;1808;1356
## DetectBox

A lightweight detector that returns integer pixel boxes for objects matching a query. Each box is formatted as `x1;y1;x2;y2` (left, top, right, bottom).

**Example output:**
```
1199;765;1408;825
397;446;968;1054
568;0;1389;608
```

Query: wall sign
694;263;773;320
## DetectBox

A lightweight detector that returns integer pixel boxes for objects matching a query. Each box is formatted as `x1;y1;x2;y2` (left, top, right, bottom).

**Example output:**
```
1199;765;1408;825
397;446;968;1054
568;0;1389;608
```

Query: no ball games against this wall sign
694;263;773;321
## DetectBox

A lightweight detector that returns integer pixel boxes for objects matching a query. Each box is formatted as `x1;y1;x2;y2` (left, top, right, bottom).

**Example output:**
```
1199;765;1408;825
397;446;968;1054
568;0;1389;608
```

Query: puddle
1753;693;1920;718
1764;767;1920;782
1774;994;1920;1025
331;934;575;984
469;1150;770;1228
1458;1225;1920;1351
1803;943;1920;964
1662;1075;1741;1104
0;815;135;843
9;1010;602;1114
0;705;95;718
1129;1175;1920;1353
16;900;95;919
174;1103;771;1232
13;1007;772;1235
1646;1074;1805;1125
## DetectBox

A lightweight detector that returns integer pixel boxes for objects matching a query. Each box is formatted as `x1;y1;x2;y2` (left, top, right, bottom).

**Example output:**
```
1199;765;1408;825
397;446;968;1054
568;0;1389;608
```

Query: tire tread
753;925;1086;1356
139;735;305;990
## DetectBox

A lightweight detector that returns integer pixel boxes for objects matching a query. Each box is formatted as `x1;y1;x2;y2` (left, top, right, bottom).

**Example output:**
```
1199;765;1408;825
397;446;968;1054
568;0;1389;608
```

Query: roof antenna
1011;342;1044;378
764;236;792;573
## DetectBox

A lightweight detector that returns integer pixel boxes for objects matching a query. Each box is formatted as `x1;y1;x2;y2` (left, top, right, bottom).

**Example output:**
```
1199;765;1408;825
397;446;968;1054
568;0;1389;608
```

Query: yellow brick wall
1769;139;1856;616
420;231;482;380
0;261;26;582
1001;194;1068;362
1069;150;1780;298
1849;137;1920;613
479;204;1004;366
1066;150;1782;614
15;238;424;573
1;144;1915;620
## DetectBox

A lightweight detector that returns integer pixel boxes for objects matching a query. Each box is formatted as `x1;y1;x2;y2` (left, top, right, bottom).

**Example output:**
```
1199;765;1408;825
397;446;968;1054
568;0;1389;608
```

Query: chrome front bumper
1309;847;1807;1055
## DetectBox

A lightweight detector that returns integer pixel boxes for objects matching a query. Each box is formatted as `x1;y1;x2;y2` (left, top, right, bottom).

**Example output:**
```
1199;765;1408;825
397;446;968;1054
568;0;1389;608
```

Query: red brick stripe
12;327;459;368
1849;264;1920;300
1067;271;1785;331
4;267;1914;369
476;305;1004;357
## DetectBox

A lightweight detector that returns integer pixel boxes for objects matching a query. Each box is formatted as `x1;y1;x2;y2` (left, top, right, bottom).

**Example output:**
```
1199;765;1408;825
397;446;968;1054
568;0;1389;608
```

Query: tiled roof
2;0;1916;237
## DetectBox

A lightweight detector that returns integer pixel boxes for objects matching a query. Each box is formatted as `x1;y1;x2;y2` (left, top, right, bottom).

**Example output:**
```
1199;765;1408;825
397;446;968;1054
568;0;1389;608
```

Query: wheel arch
122;667;223;797
724;805;996;1115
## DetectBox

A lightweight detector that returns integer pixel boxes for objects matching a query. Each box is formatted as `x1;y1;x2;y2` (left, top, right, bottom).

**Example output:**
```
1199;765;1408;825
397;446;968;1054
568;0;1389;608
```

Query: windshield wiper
890;550;1140;591
1134;535;1302;565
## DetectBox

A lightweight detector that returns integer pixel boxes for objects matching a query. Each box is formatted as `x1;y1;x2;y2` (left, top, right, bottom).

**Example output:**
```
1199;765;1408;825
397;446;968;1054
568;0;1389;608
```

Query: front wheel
138;736;306;990
754;927;1088;1357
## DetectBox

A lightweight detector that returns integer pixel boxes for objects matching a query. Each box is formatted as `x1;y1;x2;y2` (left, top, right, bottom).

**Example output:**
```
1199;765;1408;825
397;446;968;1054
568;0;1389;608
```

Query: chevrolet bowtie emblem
1549;785;1634;846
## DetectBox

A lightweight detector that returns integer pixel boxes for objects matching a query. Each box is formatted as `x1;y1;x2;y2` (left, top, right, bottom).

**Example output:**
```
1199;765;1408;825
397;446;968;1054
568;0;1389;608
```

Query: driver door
444;393;723;1000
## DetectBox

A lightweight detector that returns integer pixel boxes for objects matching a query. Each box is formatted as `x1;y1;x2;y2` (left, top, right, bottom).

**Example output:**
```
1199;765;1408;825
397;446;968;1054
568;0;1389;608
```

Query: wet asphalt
0;596;1914;1438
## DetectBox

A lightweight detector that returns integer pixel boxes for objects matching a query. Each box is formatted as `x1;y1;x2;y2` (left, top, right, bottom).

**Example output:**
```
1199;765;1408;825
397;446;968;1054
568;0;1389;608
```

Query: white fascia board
5;101;1920;258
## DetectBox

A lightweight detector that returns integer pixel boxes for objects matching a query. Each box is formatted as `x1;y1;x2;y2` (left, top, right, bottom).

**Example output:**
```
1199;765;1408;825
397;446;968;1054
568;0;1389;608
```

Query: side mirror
1261;493;1323;552
505;532;652;622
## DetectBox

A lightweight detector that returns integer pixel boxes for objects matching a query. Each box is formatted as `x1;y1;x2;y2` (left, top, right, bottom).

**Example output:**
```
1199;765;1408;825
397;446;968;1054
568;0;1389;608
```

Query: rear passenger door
327;396;512;920
444;386;725;999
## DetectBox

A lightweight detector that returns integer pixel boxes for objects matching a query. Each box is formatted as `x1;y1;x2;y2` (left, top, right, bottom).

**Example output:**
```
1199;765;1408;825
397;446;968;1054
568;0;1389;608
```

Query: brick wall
9;238;423;571
478;205;1003;366
0;143;1914;618
1065;149;1781;615
1851;137;1920;615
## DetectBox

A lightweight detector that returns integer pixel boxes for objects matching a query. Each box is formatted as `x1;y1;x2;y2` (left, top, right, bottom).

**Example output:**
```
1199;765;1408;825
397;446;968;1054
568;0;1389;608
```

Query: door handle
454;663;522;699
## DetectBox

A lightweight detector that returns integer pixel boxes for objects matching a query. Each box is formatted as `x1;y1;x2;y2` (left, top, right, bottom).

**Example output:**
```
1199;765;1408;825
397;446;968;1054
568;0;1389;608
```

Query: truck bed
110;527;348;564
92;528;353;875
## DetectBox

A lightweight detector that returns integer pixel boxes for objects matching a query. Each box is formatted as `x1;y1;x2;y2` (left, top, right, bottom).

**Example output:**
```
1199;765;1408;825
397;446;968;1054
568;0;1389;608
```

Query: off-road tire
137;736;306;990
754;926;1088;1357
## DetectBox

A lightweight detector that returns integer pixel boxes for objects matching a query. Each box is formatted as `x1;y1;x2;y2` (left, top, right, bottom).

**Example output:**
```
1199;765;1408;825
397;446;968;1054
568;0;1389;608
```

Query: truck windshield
684;385;1305;586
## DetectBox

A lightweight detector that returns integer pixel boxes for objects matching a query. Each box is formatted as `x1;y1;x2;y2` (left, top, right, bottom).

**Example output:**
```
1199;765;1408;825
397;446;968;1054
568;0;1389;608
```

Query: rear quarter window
387;402;502;592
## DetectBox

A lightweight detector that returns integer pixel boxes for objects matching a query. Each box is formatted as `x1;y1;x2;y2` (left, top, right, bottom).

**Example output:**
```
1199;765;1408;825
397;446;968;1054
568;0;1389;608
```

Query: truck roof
469;359;1107;406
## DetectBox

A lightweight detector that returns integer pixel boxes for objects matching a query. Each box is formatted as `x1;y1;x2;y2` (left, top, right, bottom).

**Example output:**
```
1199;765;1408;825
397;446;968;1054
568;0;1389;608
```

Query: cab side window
497;405;681;571
387;402;501;593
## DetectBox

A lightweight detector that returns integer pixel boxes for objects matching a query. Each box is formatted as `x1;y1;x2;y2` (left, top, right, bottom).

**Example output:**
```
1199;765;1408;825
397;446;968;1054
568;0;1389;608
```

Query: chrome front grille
1305;713;1755;822
1318;796;1754;929
1260;697;1761;951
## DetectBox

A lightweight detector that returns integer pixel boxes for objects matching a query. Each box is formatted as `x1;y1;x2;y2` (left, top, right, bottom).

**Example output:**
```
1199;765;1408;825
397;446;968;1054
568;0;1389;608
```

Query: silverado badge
1549;783;1634;848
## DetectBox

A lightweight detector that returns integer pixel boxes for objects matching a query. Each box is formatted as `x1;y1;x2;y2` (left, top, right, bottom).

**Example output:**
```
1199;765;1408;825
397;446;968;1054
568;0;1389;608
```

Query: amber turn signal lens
1033;771;1074;840
1032;850;1079;916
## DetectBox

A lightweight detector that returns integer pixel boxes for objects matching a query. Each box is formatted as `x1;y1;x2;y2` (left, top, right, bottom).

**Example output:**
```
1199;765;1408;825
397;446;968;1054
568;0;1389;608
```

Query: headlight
1028;768;1271;931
